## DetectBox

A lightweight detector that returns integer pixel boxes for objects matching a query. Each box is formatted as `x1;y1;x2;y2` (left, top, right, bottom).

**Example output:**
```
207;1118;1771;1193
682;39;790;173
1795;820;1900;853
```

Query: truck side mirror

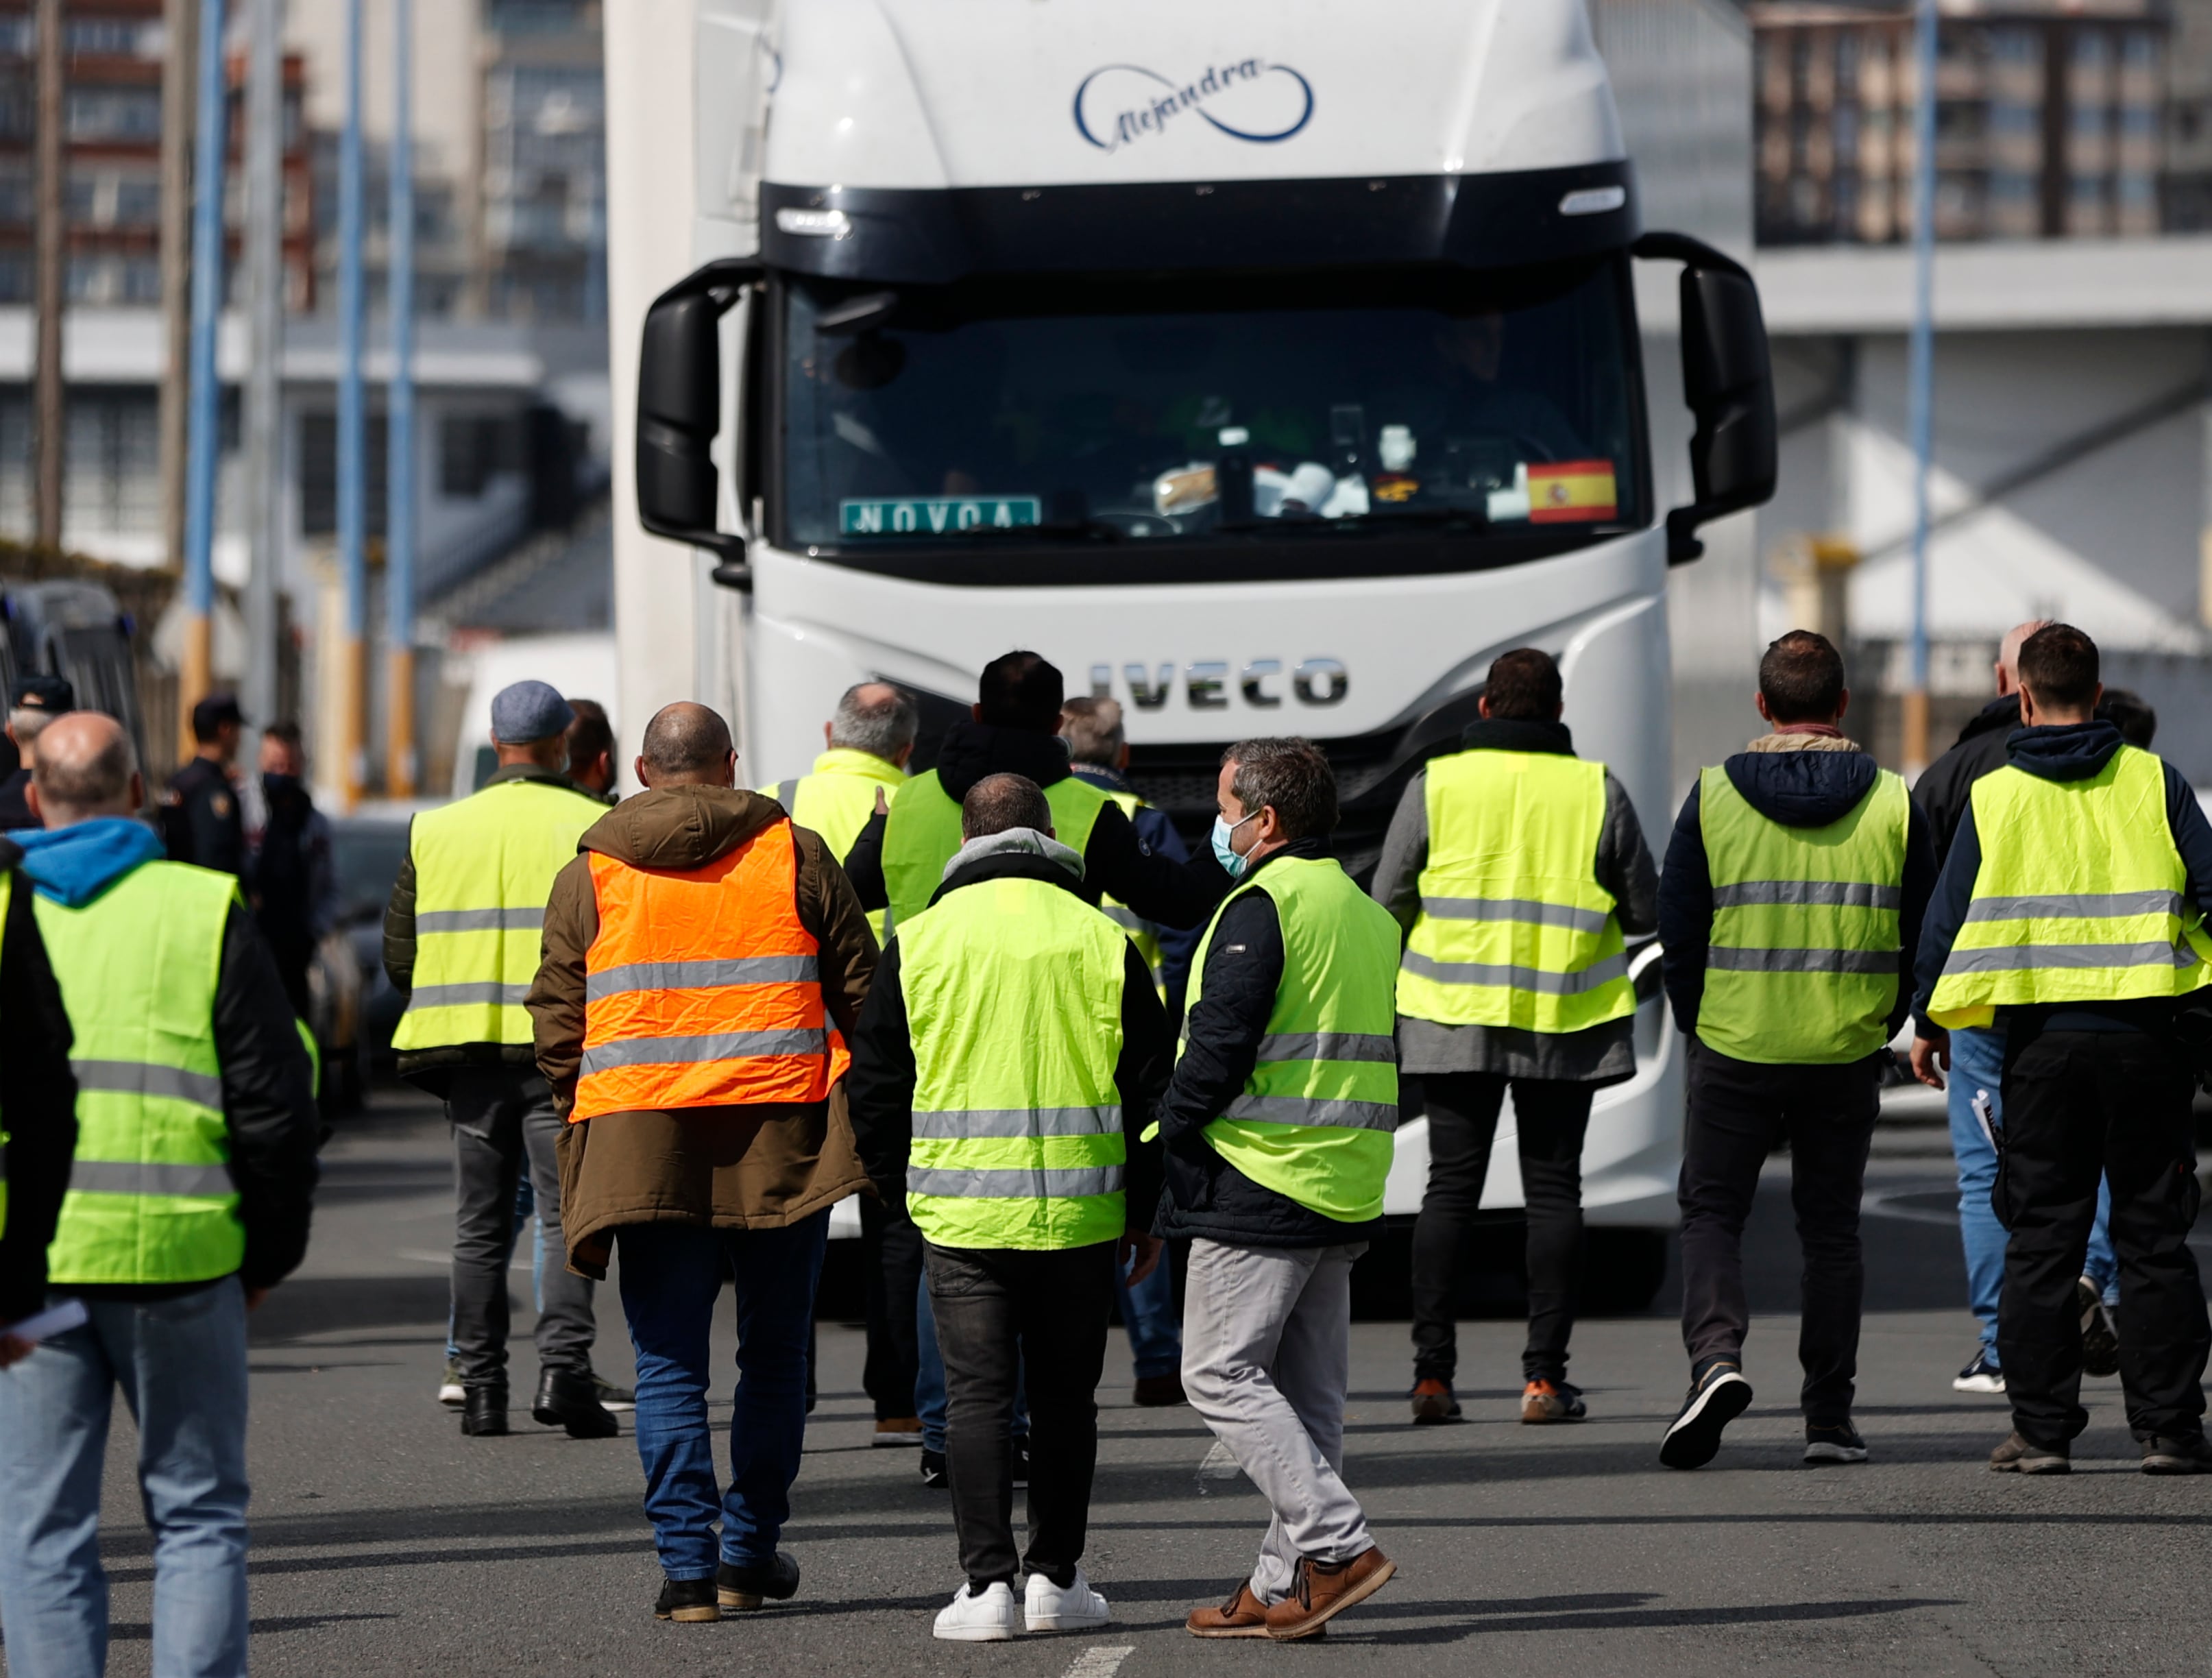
1633;232;1777;566
635;258;762;590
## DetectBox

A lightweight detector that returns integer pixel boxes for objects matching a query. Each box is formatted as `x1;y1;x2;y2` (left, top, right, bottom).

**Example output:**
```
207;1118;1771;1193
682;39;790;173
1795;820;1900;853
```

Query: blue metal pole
182;0;228;629
385;0;416;793
1906;0;1938;762
337;0;365;798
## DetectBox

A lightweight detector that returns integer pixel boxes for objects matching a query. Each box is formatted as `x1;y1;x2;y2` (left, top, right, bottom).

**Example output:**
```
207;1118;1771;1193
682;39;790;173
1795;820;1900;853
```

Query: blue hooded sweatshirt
12;816;167;908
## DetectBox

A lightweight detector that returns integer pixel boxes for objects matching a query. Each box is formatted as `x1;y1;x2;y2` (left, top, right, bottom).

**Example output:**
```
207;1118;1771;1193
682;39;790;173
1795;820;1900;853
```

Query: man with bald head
531;701;877;1624
0;710;317;1678
1916;622;2119;1396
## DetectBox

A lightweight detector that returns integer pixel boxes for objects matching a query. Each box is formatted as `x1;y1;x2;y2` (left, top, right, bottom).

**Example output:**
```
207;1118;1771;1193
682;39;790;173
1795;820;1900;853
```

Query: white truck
611;0;1775;1306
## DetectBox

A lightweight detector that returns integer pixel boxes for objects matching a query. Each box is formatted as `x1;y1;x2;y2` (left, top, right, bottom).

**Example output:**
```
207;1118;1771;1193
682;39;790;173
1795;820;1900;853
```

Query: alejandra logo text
1073;60;1315;154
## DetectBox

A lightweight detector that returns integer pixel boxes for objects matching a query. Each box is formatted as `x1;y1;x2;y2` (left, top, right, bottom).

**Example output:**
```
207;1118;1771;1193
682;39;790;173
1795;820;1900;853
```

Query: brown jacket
528;785;878;1278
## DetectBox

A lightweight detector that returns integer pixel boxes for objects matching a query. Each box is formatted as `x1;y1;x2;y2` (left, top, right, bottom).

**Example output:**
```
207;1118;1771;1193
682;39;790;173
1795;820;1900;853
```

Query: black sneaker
1803;1419;1869;1464
1952;1350;2005;1394
919;1448;947;1489
717;1551;799;1611
1011;1436;1030;1485
2140;1434;2212;1475
655;1577;720;1623
1660;1360;1753;1470
2078;1278;2120;1378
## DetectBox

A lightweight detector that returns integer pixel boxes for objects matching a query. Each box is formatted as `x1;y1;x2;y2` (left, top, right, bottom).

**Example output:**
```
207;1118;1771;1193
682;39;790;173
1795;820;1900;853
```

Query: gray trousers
1182;1238;1374;1605
449;1065;595;1389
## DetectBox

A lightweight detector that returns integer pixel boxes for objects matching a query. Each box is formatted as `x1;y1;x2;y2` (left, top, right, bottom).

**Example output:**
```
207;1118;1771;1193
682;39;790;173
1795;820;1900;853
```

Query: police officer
0;711;317;1677
163;694;248;877
847;773;1170;1642
385;680;616;1439
1657;631;1935;1470
1373;647;1657;1427
1914;622;2212;1475
1160;738;1400;1642
0;674;73;831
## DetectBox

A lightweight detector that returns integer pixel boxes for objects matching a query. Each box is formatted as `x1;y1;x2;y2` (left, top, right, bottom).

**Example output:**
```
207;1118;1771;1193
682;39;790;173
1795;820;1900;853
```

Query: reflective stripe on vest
393;777;605;1051
39;860;243;1287
897;873;1129;1251
882;769;1108;935
1174;855;1400;1224
763;749;906;945
1929;746;2212;1029
1696;764;1908;1065
1396;749;1631;1034
572;818;842;1119
1100;788;1167;995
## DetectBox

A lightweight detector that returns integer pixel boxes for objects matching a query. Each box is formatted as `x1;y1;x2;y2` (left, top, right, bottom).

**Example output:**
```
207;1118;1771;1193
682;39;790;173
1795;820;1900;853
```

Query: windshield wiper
934;518;1127;544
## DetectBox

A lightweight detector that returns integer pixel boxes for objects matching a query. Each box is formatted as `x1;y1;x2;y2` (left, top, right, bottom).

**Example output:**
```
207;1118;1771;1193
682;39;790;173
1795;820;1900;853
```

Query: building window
300;412;389;537
66;19;156;57
65;86;160;141
439;414;517;499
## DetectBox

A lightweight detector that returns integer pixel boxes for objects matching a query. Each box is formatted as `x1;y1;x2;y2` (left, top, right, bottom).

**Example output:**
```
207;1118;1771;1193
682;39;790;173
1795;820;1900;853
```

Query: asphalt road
16;1086;2212;1678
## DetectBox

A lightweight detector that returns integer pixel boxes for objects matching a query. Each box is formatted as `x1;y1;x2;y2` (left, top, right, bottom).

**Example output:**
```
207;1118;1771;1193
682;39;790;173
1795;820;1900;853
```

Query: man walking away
847;773;1171;1642
1915;623;2212;1476
566;698;619;803
531;703;876;1623
1374;647;1657;1426
0;712;318;1678
0;674;73;831
385;680;618;1441
0;825;80;1355
766;681;924;1445
1060;694;1193;1409
1912;621;2119;1396
162;694;248;878
1657;631;1935;1469
253;723;338;1022
1160;739;1400;1642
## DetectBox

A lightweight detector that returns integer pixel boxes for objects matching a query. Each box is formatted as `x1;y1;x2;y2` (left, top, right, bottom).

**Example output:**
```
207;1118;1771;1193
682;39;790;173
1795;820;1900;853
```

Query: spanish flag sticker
1526;460;1618;524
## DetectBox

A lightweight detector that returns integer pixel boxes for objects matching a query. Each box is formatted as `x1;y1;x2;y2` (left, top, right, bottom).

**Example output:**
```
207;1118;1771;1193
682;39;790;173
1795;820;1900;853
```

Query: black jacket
1151;837;1384;1248
1660;745;1938;1047
0;767;33;832
161;757;247;879
0;847;79;1322
843;838;1173;1232
842;718;1231;932
1915;696;2019;864
1913;721;2212;1038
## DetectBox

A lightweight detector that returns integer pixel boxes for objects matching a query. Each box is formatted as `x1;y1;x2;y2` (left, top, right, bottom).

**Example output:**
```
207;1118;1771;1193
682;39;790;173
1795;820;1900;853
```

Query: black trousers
923;1241;1114;1588
1997;1029;2210;1449
1411;1073;1594;1385
860;1195;923;1421
1678;1043;1877;1422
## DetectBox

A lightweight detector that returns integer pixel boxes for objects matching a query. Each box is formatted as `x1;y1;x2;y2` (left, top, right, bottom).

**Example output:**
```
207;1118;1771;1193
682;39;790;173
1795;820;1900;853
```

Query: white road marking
1060;1645;1134;1678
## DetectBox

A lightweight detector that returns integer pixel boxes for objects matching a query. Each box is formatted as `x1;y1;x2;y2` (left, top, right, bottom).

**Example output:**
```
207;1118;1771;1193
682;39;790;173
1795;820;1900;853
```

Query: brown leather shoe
1186;1579;1272;1638
1263;1548;1395;1640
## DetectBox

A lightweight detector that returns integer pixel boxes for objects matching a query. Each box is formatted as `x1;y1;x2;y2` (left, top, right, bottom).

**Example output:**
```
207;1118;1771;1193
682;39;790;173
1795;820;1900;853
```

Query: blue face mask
1211;810;1259;879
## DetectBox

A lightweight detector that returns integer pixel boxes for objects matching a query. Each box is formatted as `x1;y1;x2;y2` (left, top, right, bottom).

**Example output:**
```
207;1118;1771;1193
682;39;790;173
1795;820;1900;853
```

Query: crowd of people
0;619;2207;1669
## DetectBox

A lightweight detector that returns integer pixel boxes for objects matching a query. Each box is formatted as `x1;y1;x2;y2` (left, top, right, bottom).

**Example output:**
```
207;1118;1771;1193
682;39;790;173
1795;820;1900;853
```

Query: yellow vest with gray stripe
897;872;1130;1250
1182;855;1400;1223
1930;744;2212;1029
1396;749;1631;1034
392;777;605;1050
1697;765;1909;1064
39;860;243;1285
883;769;1109;936
1097;786;1167;995
765;748;906;944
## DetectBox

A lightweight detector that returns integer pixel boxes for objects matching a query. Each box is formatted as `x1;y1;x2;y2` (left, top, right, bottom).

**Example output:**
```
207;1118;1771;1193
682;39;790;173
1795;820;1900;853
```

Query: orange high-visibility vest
572;818;847;1120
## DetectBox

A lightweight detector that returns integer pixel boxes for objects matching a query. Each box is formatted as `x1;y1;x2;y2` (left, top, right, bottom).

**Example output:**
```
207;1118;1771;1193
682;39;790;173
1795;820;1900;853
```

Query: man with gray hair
0;710;317;1678
0;674;73;830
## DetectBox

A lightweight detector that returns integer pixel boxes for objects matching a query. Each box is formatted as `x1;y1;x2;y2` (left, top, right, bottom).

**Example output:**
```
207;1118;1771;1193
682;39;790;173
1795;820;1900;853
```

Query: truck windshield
777;260;1644;557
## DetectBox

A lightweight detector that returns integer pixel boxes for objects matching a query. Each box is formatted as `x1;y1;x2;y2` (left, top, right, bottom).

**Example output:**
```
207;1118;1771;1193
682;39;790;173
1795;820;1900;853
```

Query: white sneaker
1025;1567;1111;1633
437;1359;464;1407
934;1581;1020;1642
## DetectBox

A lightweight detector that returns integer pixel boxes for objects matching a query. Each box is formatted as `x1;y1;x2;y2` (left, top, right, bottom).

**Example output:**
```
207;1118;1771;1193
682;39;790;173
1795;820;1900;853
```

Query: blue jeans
616;1214;827;1579
0;1279;251;1678
918;1276;1025;1453
1119;1240;1181;1379
1948;1024;2117;1363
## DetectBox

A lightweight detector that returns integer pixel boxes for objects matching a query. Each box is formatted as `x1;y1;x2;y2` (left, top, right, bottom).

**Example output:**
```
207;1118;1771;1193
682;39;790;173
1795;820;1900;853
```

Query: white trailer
606;0;1775;1302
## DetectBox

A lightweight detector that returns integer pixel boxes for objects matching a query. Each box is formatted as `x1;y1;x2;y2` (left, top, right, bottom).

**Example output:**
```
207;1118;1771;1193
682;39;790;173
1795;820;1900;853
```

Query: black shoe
1660;1360;1753;1470
919;1448;947;1489
717;1551;800;1610
2078;1278;2120;1379
1803;1419;1869;1464
2140;1434;2212;1474
654;1577;720;1623
1011;1436;1030;1485
533;1366;620;1439
461;1386;508;1437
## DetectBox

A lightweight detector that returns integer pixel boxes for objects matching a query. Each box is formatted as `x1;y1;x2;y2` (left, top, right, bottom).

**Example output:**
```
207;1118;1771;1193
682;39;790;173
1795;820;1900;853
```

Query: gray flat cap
490;680;576;744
